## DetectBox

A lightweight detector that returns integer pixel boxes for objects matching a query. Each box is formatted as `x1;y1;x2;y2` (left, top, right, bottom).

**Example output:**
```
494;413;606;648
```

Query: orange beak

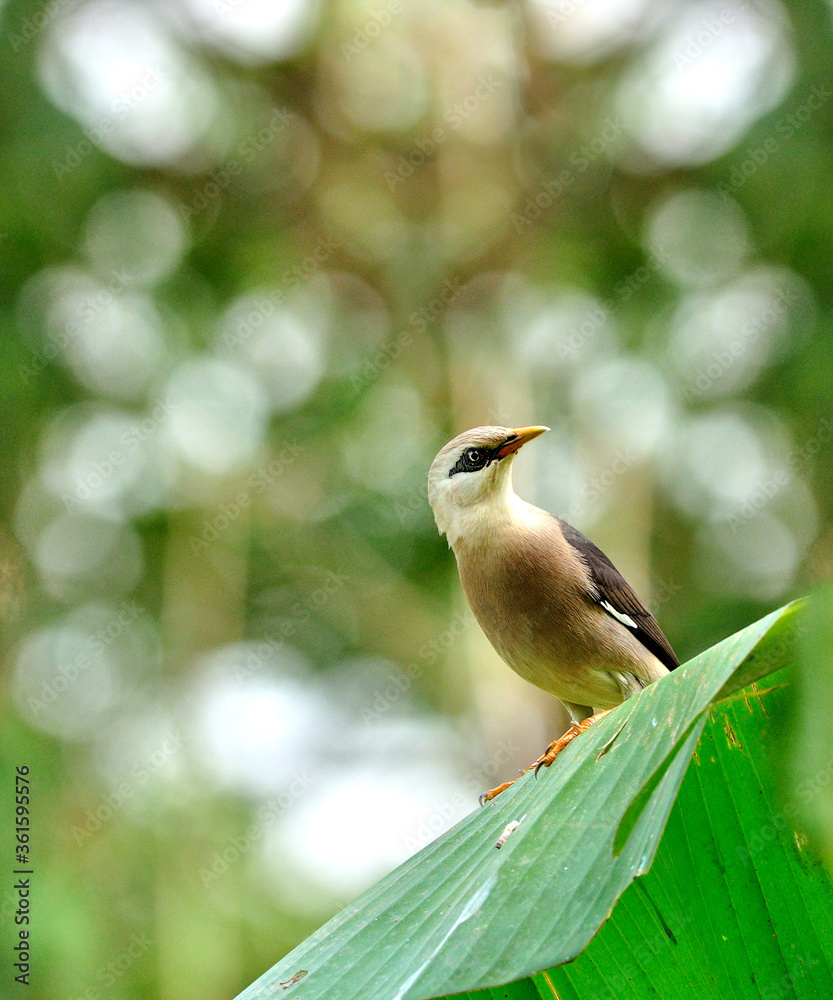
497;425;550;459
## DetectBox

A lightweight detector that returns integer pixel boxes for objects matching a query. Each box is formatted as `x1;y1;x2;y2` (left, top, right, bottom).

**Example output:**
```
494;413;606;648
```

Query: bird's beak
497;425;550;459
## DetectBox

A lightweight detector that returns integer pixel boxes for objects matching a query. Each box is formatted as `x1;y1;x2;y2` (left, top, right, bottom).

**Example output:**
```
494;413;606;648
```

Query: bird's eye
459;447;491;472
448;445;492;477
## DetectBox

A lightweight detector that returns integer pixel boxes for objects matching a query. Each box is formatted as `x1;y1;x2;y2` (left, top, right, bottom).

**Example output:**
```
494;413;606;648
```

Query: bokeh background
1;0;832;996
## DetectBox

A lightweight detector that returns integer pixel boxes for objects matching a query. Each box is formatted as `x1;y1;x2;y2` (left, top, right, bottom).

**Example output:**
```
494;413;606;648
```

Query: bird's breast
452;517;635;708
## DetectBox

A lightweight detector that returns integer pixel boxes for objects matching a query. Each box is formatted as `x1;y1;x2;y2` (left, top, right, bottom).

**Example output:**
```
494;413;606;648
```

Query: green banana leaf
793;584;833;872
235;601;814;1000
541;667;833;999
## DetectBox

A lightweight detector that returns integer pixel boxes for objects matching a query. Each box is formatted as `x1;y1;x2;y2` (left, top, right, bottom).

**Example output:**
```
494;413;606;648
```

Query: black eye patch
449;446;497;477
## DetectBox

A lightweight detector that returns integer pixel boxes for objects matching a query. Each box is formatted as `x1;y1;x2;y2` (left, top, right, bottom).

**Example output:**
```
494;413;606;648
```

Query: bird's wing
556;517;680;671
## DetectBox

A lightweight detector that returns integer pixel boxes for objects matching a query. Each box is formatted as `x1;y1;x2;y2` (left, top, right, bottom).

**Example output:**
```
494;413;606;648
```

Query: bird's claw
480;712;614;802
479;780;516;805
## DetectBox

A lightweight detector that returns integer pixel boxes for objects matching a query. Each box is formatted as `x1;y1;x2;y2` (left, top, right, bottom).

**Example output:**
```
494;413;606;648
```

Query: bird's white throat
433;479;539;550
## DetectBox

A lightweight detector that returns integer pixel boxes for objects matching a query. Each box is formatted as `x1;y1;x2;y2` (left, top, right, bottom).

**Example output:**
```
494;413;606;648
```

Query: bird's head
428;424;549;543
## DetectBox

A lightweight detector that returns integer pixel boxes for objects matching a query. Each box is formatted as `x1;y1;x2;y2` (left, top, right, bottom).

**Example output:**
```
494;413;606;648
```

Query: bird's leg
532;709;613;775
479;709;614;804
478;781;517;805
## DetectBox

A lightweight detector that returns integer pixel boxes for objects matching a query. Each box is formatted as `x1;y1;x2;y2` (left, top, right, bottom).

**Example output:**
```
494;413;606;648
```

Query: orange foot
531;709;613;774
479;709;613;805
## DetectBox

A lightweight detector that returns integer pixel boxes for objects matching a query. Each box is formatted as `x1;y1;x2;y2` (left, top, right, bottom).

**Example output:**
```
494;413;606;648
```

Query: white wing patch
600;600;638;630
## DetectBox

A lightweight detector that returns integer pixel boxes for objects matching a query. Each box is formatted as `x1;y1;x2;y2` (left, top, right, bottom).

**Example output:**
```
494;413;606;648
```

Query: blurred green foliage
1;0;833;997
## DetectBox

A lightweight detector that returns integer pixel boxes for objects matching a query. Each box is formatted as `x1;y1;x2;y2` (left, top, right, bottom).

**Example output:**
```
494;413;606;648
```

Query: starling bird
428;425;679;801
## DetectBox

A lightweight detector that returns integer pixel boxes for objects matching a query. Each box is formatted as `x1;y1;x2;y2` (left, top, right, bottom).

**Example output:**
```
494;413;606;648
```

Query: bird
427;425;679;802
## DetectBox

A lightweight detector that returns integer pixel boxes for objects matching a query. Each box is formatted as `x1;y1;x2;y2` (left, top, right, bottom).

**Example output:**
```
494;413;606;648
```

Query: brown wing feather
557;517;680;671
